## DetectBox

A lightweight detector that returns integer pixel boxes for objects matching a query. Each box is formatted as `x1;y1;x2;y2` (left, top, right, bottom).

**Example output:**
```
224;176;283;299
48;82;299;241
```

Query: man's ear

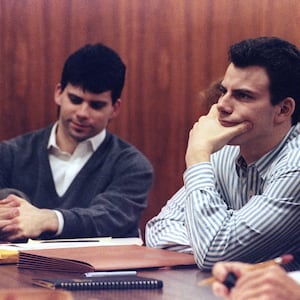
274;97;295;124
54;83;63;106
110;99;121;119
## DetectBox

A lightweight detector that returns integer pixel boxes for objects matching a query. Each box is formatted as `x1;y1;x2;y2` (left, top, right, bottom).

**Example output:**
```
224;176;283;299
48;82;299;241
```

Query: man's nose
216;93;233;114
76;102;90;117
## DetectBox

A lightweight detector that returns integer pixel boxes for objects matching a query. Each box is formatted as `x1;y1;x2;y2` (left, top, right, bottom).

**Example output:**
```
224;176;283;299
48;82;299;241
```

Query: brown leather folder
18;245;196;273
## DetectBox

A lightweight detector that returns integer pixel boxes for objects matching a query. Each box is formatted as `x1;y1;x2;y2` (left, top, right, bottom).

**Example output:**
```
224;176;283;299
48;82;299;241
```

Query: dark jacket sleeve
57;146;154;238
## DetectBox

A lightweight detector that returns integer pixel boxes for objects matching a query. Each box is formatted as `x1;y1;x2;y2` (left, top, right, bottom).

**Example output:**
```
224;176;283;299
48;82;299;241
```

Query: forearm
59;153;153;238
57;187;150;239
145;219;192;253
183;163;300;270
59;206;138;238
145;187;192;253
184;164;229;269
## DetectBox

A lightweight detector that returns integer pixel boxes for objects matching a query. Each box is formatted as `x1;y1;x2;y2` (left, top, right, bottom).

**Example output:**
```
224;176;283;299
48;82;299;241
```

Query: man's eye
239;94;251;99
69;95;83;105
89;102;106;110
218;85;227;95
234;92;253;100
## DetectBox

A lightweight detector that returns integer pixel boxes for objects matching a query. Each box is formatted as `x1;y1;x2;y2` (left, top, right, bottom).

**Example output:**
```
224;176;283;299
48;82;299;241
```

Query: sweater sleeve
56;146;154;239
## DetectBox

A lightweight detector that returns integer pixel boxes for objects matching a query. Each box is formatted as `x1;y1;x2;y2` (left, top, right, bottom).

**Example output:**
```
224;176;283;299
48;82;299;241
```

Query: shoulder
269;125;300;172
103;132;153;170
286;123;300;150
279;124;300;160
0;126;52;150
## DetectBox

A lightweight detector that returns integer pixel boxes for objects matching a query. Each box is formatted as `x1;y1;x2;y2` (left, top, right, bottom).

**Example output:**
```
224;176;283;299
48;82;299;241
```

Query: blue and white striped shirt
146;124;300;271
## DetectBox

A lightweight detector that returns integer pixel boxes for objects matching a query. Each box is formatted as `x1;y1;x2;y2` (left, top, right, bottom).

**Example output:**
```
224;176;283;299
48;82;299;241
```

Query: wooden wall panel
1;0;300;234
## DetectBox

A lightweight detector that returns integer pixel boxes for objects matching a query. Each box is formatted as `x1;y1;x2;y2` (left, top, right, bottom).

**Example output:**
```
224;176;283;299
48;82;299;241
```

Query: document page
288;271;300;284
0;237;143;251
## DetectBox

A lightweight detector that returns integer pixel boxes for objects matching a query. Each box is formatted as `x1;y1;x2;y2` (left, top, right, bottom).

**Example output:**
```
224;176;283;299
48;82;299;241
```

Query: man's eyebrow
68;92;82;99
89;99;109;104
220;84;258;96
232;88;257;95
68;92;108;103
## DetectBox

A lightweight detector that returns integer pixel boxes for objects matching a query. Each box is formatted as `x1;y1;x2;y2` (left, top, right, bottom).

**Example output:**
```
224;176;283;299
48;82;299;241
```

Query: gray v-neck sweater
0;125;153;238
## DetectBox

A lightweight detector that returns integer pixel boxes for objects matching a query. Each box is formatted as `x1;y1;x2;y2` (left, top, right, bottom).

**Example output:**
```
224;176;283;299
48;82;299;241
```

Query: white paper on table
0;237;143;251
288;271;300;284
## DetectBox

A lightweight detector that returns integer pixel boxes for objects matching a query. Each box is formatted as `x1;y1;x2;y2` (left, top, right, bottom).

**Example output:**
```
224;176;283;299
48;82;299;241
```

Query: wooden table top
0;264;218;300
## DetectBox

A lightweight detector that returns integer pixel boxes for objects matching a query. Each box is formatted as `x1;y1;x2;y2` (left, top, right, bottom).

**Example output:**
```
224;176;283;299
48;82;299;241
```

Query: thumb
223;121;252;141
235;121;252;134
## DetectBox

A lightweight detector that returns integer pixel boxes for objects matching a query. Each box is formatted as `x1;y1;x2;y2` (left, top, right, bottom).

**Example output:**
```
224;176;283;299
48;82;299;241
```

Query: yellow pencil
0;249;19;264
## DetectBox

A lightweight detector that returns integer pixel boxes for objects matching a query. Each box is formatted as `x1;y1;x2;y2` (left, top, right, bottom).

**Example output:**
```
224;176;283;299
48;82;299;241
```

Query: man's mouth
71;121;90;130
218;119;239;127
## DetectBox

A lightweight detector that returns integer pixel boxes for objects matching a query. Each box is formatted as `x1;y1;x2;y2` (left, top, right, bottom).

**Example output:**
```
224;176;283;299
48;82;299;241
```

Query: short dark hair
229;37;300;125
60;43;126;104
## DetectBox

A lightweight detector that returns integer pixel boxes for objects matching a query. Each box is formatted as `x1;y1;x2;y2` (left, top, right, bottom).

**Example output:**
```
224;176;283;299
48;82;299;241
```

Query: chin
227;136;243;146
70;133;88;143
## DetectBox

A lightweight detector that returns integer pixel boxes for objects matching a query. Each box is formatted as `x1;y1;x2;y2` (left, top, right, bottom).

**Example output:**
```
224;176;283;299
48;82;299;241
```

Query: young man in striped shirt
146;37;300;271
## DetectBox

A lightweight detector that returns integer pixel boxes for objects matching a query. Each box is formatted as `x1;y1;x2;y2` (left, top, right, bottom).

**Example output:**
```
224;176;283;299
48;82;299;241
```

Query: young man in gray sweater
0;43;153;242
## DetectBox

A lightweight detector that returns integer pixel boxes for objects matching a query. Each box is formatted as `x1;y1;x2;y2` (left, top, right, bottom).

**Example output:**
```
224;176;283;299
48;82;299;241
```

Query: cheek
91;113;109;126
238;105;267;125
60;105;74;117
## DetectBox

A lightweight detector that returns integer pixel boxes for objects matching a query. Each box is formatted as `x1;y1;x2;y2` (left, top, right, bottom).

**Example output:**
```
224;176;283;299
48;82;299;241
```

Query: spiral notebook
32;275;163;290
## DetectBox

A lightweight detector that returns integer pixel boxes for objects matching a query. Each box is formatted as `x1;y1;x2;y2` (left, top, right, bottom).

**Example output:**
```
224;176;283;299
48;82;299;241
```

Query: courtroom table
0;264;219;299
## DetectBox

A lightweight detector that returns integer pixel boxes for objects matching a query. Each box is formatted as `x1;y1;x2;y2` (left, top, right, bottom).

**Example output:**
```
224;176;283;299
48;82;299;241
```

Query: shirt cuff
183;162;215;192
53;210;64;236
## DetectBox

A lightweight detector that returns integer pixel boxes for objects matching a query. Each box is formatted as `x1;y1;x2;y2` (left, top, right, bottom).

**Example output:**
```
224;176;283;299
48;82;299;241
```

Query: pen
84;271;137;277
41;239;100;243
199;254;294;288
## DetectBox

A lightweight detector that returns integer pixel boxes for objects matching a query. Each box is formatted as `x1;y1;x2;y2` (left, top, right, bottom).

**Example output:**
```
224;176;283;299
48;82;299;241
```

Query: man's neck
240;125;291;164
55;125;78;154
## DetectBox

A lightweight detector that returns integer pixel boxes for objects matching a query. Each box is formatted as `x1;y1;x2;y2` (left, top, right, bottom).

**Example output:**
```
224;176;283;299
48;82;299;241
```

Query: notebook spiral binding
32;276;163;291
60;278;163;290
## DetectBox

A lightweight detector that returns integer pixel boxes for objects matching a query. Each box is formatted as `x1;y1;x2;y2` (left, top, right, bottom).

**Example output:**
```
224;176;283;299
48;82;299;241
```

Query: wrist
185;149;211;167
39;209;59;234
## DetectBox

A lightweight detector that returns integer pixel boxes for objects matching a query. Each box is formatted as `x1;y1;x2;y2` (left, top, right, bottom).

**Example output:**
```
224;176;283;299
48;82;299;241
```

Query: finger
224;121;252;142
235;121;252;134
197;104;218;122
213;262;250;282
0;197;21;207
6;233;24;242
212;262;230;281
0;208;19;220
0;220;15;230
212;281;230;297
0;231;22;242
206;104;219;118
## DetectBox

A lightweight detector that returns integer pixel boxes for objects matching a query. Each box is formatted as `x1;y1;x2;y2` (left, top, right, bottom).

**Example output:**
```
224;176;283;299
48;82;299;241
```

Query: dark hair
60;43;126;104
229;37;300;125
198;79;223;113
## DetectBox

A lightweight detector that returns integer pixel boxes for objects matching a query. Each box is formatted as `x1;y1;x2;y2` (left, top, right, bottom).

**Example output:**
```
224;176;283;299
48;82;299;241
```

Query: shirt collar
47;122;106;153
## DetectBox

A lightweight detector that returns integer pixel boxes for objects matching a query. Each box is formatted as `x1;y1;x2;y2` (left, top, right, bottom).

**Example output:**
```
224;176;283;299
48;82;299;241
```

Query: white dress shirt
146;124;300;270
47;123;106;235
